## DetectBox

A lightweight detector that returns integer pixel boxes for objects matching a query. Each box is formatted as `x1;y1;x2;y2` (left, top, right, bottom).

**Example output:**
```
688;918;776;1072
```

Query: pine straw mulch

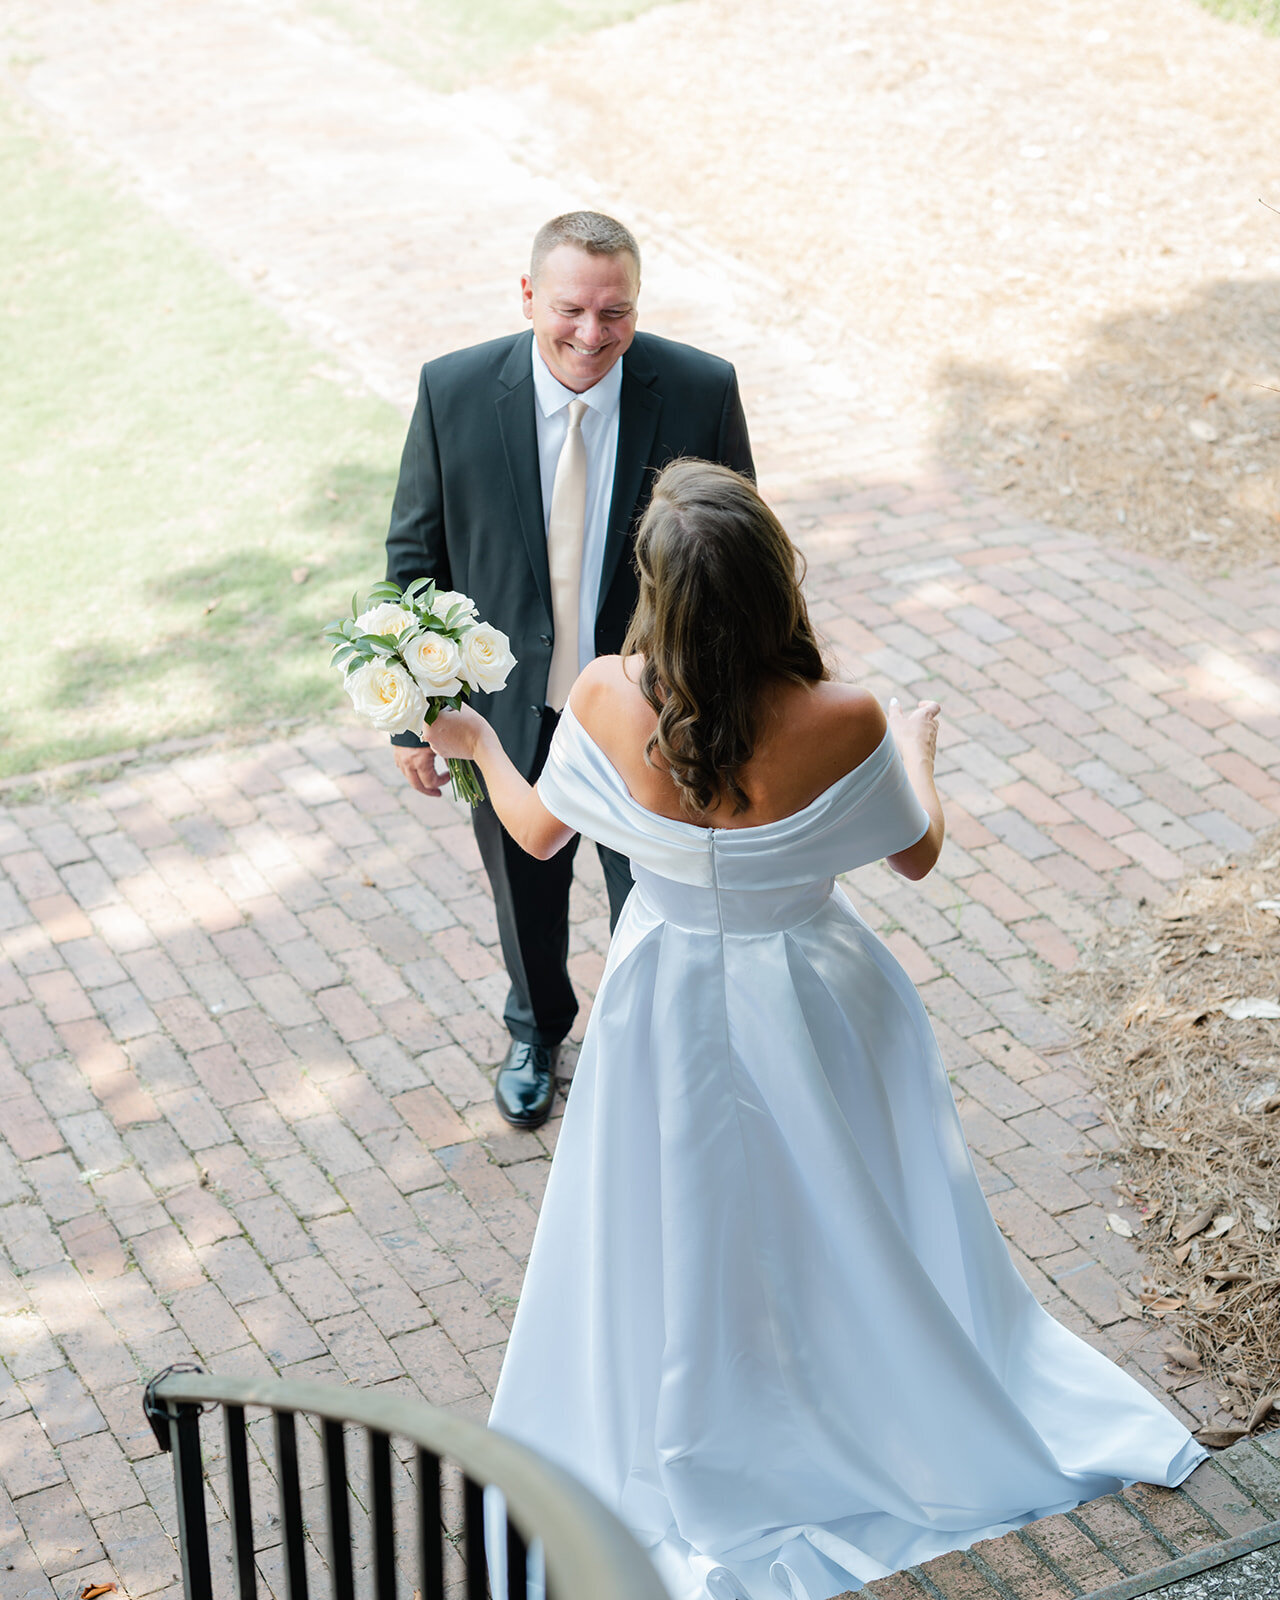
1056;832;1280;1447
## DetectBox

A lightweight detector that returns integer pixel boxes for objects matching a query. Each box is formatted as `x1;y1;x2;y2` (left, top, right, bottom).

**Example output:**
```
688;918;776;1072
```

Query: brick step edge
843;1431;1280;1600
1079;1516;1280;1600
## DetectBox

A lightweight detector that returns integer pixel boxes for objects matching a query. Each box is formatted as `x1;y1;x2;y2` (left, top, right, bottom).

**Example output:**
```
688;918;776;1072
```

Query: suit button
539;634;552;647
529;705;542;717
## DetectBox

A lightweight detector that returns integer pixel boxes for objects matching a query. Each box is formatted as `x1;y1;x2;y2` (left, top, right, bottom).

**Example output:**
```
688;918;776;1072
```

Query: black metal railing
144;1366;669;1600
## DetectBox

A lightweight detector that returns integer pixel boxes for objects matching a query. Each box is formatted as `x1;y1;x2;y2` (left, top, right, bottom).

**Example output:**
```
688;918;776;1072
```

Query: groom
385;211;754;1129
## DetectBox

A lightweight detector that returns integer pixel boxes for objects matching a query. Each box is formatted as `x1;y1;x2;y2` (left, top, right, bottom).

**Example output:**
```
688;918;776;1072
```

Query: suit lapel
600;346;661;614
495;333;553;622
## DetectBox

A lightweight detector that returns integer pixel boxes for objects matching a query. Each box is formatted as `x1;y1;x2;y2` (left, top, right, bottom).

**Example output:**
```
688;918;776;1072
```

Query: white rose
344;659;427;736
402;631;464;696
429;590;479;626
354;601;415;639
459;623;517;693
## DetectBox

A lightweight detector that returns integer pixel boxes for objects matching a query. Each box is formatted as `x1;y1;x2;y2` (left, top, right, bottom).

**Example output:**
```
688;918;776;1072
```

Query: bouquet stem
447;758;484;808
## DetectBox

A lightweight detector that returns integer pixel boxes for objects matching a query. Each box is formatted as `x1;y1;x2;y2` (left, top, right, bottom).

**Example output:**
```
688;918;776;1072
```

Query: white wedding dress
488;706;1205;1600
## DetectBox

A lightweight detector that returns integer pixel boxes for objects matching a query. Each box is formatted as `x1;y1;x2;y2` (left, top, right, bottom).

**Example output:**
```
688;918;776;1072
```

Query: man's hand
394;745;450;798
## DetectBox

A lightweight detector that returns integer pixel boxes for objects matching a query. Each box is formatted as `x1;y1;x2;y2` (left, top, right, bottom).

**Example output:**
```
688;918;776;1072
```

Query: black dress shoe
494;1039;559;1130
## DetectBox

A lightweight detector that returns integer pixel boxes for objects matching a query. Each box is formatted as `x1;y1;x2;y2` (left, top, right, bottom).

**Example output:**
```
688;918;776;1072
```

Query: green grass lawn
305;0;678;90
1194;0;1280;30
0;97;408;778
1;0;683;781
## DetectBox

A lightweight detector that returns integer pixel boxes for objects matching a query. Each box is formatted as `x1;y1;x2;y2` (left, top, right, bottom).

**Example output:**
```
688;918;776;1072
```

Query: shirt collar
531;337;624;420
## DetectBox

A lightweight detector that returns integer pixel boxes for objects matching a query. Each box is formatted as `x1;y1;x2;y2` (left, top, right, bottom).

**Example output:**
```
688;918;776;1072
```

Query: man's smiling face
522;244;639;393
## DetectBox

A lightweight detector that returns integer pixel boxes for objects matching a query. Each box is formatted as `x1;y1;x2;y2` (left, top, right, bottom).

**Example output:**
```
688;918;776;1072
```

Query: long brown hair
621;459;828;817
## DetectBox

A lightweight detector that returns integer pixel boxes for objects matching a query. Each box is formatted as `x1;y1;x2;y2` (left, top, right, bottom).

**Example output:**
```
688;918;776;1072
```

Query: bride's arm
886;698;945;881
422;708;575;860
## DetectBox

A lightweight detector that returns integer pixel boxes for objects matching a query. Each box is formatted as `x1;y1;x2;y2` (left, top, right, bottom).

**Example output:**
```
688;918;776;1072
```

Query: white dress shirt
531;340;623;686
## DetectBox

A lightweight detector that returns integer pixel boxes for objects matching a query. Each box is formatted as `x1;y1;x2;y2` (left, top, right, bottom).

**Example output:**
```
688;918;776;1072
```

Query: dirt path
10;0;1277;571
501;0;1280;571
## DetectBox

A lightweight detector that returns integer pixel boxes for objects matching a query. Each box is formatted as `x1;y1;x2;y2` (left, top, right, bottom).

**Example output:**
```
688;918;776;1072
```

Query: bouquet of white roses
325;579;516;806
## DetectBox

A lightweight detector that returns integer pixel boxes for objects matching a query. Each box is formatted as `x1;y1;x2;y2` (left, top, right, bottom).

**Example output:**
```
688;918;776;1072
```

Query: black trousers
471;709;633;1048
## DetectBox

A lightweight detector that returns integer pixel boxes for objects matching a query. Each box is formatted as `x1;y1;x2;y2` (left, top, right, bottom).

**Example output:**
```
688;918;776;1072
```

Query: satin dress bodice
536;702;930;893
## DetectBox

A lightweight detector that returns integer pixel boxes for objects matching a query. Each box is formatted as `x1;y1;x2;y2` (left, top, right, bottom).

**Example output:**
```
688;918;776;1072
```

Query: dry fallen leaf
1107;1213;1135;1238
1217;997;1280;1020
1205;1214;1237;1241
79;1586;118;1599
1245;1394;1279;1433
203;596;221;616
1162;1340;1202;1371
1116;1291;1145;1319
1196;1425;1248;1447
1173;1206;1217;1244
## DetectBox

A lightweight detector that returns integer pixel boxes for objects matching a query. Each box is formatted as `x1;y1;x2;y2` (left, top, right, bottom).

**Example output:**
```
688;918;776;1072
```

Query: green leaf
409;581;440;615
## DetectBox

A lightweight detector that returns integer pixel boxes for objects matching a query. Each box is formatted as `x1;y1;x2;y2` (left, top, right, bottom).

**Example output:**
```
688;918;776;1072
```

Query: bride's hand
423;704;489;762
888;697;941;768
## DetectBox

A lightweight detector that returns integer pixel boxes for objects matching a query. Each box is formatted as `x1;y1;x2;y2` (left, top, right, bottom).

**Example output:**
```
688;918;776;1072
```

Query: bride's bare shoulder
802;680;887;765
566;656;651;733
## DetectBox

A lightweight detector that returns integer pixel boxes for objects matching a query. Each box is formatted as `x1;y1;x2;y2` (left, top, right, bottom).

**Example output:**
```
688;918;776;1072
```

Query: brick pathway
3;2;1280;1596
861;1434;1280;1599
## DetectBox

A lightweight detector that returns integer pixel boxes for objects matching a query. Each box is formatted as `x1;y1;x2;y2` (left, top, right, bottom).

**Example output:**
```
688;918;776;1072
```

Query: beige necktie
546;398;589;712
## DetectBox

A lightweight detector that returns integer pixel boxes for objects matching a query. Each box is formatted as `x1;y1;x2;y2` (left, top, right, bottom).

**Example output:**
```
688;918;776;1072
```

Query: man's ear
520;273;534;320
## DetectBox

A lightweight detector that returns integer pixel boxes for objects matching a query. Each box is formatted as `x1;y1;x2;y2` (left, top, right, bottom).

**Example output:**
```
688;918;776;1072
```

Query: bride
423;460;1205;1600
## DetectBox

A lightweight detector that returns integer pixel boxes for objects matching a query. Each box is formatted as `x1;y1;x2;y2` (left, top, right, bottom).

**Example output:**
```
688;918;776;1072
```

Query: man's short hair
530;212;641;284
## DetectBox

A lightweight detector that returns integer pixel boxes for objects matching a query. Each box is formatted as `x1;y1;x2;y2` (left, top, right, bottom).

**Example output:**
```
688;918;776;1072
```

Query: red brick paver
855;1437;1280;1599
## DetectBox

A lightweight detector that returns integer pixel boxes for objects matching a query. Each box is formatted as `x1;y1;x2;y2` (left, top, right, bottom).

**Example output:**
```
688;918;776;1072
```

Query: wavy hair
621;459;828;817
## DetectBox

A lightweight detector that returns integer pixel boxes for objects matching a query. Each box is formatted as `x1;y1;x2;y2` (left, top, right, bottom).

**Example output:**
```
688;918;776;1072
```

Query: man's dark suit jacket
385;327;754;778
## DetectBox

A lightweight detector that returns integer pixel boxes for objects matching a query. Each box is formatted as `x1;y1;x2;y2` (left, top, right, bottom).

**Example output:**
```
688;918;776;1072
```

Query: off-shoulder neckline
554;702;895;837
